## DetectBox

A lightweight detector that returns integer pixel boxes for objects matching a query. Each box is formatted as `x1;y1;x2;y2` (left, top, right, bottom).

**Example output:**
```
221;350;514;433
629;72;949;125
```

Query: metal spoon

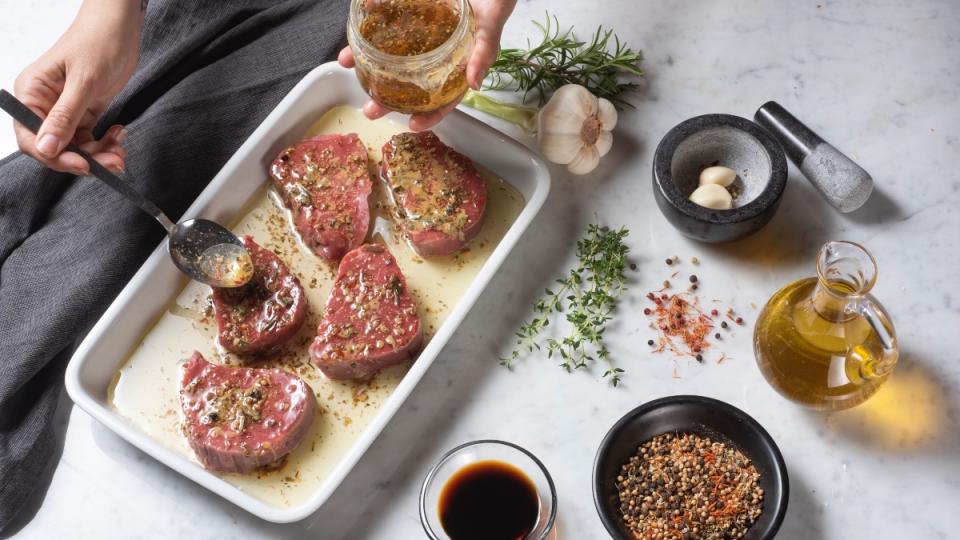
0;89;252;288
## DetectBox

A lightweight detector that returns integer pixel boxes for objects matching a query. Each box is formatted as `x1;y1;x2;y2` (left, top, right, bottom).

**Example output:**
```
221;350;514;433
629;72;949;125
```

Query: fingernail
116;128;128;145
36;134;61;157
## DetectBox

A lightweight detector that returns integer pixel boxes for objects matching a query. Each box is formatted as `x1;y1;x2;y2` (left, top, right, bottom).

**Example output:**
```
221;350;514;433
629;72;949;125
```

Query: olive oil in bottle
754;241;898;410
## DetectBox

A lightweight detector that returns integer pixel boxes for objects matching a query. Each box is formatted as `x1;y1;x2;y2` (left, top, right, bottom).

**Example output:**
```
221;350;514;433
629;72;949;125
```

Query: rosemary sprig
501;224;630;385
486;13;644;109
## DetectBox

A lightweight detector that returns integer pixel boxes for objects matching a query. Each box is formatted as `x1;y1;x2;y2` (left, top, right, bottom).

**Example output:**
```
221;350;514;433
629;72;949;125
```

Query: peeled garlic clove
689;184;733;210
699;166;737;187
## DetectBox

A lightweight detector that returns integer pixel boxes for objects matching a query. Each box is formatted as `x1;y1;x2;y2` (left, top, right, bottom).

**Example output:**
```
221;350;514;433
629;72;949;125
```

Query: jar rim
348;0;472;65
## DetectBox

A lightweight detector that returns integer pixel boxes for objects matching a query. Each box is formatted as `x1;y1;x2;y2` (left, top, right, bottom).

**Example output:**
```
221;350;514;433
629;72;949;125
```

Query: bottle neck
811;280;858;322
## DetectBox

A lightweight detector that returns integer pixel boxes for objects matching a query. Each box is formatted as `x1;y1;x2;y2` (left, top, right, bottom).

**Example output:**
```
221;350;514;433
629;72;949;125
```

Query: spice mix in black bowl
593;396;788;540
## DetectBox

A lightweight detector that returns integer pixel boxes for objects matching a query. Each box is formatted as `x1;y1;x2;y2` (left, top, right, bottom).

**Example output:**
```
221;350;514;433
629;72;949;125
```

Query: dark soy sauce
438;460;540;540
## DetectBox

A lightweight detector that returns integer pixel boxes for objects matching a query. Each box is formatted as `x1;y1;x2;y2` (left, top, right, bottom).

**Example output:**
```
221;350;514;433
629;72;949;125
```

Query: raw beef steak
380;131;487;256
212;236;307;355
180;351;316;474
310;244;422;379
270;133;372;262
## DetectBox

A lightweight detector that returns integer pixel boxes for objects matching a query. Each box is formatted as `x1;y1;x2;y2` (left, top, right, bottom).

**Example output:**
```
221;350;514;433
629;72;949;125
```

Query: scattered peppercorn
736;317;744;325
645;256;747;368
630;263;637;271
616;433;764;540
647;339;655;346
691;256;700;265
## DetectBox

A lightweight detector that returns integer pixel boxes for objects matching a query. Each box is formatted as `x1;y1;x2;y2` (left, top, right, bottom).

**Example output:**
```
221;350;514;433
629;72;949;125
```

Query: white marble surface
5;0;960;538
0;0;82;156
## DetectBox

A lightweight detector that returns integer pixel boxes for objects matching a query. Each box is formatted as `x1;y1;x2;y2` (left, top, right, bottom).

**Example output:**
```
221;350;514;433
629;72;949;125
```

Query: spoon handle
0;89;175;232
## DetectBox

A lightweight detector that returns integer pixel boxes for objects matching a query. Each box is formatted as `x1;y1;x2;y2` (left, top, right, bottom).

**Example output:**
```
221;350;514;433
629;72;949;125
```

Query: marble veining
6;0;960;539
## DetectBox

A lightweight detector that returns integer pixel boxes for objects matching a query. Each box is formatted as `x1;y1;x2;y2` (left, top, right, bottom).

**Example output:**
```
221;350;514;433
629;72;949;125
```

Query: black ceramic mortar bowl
593;395;789;540
653;114;787;243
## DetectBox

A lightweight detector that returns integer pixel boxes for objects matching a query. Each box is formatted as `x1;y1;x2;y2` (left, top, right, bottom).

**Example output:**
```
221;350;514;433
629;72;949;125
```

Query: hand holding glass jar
339;0;517;131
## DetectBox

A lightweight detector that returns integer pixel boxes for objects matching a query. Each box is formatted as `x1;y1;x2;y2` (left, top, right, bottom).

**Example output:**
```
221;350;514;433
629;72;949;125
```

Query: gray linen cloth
0;0;348;530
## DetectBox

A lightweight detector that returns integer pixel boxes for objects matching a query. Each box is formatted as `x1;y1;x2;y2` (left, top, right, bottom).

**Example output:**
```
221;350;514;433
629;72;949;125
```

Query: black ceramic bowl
653;114;787;243
593;395;789;540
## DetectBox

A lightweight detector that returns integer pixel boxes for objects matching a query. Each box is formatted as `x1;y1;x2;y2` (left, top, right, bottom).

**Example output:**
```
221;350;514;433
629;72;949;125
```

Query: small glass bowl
419;440;558;540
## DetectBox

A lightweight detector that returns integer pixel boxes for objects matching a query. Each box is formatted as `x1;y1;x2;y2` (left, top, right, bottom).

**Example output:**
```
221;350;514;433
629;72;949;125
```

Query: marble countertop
7;0;960;538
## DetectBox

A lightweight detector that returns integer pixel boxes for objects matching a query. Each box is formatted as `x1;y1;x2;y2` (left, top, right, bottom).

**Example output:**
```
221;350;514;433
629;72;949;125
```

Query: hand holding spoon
0;89;252;288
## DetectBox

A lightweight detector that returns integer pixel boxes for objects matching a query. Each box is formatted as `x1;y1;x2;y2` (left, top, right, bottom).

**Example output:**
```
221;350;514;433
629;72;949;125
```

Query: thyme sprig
501;224;630;385
486;13;644;109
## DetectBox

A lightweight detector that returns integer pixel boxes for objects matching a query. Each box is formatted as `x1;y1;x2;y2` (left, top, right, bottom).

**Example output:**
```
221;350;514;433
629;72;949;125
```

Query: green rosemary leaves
486;14;644;109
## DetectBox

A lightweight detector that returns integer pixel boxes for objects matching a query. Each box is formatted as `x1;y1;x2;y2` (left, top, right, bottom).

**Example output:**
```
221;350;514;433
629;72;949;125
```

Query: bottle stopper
754;101;872;213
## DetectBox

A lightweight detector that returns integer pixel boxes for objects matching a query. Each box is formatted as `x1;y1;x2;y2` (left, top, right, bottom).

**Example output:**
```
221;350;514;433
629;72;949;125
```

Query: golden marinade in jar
348;0;475;114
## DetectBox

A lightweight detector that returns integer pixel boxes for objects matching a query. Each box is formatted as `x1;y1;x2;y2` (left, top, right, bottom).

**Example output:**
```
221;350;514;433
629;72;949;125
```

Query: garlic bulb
689;184;733;210
538;84;617;175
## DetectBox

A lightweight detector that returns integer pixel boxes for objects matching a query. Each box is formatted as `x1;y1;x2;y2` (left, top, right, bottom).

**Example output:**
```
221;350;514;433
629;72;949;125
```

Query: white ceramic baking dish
64;62;550;523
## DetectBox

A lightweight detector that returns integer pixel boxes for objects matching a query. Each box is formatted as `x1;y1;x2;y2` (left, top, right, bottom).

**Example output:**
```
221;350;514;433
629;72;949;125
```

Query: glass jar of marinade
347;0;475;114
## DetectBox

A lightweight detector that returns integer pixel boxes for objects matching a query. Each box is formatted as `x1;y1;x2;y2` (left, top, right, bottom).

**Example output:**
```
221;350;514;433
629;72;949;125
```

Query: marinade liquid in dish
439;460;540;540
109;105;524;508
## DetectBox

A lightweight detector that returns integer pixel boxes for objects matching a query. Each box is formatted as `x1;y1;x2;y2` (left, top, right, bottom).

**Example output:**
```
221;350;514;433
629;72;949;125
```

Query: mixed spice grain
616;432;764;540
644;257;746;363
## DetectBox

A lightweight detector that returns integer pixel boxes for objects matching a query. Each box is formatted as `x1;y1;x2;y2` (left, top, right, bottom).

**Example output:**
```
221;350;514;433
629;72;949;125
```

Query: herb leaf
501;224;630;385
486;13;644;109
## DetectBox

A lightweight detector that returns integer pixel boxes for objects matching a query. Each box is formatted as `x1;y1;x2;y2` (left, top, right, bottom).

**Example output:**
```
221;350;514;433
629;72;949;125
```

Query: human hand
339;0;517;131
13;0;143;175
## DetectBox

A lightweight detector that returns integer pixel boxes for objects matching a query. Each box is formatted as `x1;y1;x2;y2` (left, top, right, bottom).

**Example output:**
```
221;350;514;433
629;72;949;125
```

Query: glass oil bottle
754;241;898;410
